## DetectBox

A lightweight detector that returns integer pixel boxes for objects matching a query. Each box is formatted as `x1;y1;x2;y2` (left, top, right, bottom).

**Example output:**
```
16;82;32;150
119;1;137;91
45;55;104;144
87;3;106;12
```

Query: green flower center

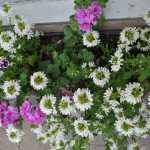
7;85;16;94
44;99;52;109
133;146;140;150
2;4;11;13
59;140;65;147
86;33;95;42
140;41;148;47
38;137;45;142
77;123;85;131
112;56;119;65
52;141;56;147
18;22;26;31
60;101;68;109
46;133;51;138
137;118;147;128
30;124;38;129
121;122;131;131
144;31;150;39
117;112;123;118
10;132;17;139
34;76;43;85
1;34;11;42
96;71;105;80
125;30;134;41
131;87;142;98
78;93;89;104
110;92;120;100
51;127;58;135
147;11;150;18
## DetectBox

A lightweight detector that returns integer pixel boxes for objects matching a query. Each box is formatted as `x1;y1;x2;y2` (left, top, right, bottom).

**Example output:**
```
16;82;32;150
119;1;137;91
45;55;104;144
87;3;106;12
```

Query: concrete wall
0;0;150;25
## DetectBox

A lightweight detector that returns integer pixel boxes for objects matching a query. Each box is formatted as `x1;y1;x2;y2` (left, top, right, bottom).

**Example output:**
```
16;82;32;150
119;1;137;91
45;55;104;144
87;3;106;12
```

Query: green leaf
74;0;83;8
59;53;70;63
98;0;109;8
78;49;94;62
47;64;60;77
138;69;150;82
39;60;51;72
26;55;38;66
64;26;76;46
97;14;105;28
69;15;79;32
20;72;28;86
122;71;133;82
57;77;69;86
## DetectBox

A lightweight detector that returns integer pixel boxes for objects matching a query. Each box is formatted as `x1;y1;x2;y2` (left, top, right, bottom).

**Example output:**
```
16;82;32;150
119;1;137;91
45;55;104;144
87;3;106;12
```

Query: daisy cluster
0;1;149;150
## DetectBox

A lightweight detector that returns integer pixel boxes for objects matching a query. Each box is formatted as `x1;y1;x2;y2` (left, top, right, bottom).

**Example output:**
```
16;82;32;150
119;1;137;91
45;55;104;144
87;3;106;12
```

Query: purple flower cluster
75;1;102;32
20;100;46;125
0;57;9;68
61;89;74;100
0;102;19;127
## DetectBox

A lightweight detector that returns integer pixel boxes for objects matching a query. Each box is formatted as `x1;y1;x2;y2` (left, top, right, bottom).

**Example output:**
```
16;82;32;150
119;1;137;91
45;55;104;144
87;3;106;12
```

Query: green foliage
98;0;109;8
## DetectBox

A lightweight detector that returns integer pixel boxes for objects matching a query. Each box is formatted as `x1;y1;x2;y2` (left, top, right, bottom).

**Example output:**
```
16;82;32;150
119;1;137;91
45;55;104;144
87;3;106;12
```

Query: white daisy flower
81;62;87;68
109;50;124;72
120;82;144;105
74;118;90;137
83;30;100;47
95;113;104;119
118;43;131;52
59;96;73;115
120;27;139;45
114;108;124;119
137;41;150;51
128;143;145;150
144;9;150;26
0;3;13;19
14;17;34;39
50;136;66;150
37;132;48;144
73;88;93;111
115;118;134;136
0;31;17;53
101;101;111;115
30;71;48;90
133;115;150;136
108;139;118;150
89;67;110;87
1;80;21;99
39;94;57;115
88;61;95;67
30;124;42;134
140;28;150;42
6;125;24;143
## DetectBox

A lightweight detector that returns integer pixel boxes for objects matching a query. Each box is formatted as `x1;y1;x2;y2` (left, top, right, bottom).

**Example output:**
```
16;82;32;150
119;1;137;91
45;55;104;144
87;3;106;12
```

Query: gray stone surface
0;127;19;150
19;122;50;150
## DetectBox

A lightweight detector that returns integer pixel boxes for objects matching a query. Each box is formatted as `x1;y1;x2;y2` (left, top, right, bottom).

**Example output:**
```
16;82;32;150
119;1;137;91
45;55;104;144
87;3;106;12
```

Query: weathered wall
0;0;150;32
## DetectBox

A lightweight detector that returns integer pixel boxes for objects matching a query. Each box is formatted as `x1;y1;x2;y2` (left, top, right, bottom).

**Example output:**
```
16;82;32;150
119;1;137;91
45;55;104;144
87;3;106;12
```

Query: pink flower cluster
0;102;19;127
75;1;102;32
20;100;46;125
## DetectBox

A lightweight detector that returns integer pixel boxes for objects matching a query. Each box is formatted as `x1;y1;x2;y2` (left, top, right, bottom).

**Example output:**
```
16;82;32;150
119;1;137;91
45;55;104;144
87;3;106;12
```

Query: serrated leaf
47;64;60;77
78;49;94;62
26;55;38;66
64;26;76;46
